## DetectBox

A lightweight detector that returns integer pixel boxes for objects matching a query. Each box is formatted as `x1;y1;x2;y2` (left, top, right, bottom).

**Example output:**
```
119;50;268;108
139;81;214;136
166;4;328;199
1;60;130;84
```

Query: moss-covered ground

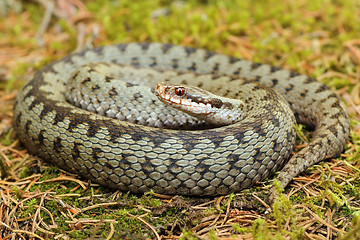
0;0;359;239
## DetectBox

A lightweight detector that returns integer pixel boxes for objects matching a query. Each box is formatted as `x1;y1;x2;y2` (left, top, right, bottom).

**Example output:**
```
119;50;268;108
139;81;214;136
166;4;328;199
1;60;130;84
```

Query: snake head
155;82;246;125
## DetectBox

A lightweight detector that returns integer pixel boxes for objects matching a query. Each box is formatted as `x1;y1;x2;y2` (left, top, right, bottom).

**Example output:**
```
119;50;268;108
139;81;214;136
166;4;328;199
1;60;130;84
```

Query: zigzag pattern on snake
13;43;350;196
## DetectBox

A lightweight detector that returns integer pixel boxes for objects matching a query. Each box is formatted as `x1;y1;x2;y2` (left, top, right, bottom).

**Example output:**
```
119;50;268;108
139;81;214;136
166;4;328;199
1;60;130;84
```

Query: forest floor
0;0;359;239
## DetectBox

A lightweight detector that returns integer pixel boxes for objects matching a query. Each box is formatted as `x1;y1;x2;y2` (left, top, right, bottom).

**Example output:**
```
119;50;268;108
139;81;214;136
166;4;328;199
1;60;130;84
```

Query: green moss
270;181;304;238
340;211;360;240
232;223;248;234
5;62;34;91
12;186;22;199
2;0;359;238
179;230;201;240
252;218;273;239
18;166;31;179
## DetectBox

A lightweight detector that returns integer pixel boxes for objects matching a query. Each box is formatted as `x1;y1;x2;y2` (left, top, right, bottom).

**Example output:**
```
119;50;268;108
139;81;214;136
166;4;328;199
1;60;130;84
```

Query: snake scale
13;43;350;196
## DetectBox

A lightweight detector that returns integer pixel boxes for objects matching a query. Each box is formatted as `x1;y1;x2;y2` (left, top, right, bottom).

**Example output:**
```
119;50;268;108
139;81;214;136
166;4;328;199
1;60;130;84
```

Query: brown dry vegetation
0;0;359;239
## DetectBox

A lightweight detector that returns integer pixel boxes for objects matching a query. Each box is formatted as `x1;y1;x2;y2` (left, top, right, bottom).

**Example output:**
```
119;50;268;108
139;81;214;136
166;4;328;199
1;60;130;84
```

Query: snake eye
175;87;185;96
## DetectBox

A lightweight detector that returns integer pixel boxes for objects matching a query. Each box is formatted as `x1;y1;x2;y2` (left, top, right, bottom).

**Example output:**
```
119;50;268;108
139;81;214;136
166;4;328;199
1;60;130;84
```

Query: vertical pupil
176;88;184;96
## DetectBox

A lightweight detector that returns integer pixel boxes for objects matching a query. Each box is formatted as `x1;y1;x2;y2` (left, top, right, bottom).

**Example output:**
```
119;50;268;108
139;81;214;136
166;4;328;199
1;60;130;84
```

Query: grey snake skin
13;43;350;196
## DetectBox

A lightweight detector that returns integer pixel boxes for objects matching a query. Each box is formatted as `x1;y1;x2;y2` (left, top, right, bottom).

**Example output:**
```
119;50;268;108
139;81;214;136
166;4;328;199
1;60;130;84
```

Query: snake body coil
13;43;350;196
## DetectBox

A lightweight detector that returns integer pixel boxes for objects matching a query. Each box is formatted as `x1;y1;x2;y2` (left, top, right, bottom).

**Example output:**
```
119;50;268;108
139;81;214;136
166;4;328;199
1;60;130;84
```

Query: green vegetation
0;0;359;239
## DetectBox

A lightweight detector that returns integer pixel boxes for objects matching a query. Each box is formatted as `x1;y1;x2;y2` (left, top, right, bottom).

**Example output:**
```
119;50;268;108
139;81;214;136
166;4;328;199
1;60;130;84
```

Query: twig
288;176;320;198
37;175;87;189
8;192;53;219
65;218;117;224
105;222;115;240
215;196;224;212
128;213;160;240
32;193;46;233
221;197;232;226
13;229;45;240
326;208;332;240
35;225;55;236
73;202;119;217
302;205;345;233
0;220;11;229
36;0;54;46
252;193;271;211
192;199;217;209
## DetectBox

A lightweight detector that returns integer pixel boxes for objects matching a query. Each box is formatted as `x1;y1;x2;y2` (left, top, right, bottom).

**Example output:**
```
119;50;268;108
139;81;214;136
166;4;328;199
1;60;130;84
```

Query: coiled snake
13;43;350;196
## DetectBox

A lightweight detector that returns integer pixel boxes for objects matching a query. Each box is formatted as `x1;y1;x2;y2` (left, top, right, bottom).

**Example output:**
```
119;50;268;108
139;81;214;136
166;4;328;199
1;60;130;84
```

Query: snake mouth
155;83;175;103
154;83;167;101
154;83;163;96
